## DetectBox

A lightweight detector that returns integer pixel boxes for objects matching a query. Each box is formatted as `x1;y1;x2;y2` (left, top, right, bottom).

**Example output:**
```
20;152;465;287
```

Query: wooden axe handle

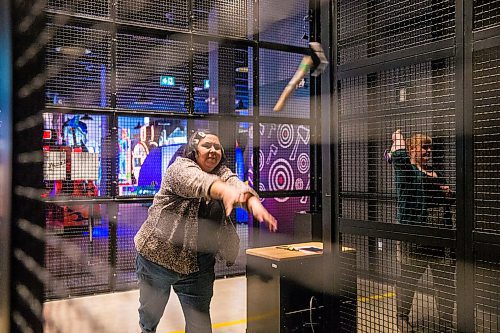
273;55;313;112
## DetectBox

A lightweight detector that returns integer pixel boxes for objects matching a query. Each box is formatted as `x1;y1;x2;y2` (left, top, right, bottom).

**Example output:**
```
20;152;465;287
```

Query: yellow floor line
167;319;247;333
357;291;395;303
213;319;247;328
167;292;395;332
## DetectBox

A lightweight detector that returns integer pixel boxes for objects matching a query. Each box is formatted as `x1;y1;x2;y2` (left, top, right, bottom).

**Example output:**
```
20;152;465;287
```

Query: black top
197;199;224;255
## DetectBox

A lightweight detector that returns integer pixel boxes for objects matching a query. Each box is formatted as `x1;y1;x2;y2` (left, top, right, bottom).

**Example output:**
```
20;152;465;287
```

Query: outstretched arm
246;196;278;232
391;129;406;152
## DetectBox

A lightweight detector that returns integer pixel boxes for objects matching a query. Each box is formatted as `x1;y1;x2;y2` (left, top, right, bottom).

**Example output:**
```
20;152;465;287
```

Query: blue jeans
135;253;216;333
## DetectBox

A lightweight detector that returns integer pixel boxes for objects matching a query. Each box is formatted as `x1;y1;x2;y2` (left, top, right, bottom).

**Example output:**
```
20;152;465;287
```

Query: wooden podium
247;242;323;333
246;242;357;333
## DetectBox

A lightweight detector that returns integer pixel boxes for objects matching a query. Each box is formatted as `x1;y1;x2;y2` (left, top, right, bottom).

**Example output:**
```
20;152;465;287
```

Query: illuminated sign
160;76;175;87
203;79;210;89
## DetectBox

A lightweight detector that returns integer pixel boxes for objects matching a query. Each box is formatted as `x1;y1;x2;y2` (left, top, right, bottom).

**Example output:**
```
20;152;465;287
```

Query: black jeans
136;253;216;333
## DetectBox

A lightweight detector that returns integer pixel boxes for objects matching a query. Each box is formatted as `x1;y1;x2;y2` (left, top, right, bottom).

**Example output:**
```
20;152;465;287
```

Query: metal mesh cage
42;112;113;198
47;0;109;18
45;24;112;109
337;0;455;65
474;0;500;31
339;58;456;227
45;203;111;299
115;203;148;288
193;42;253;115
340;234;456;332
116;0;189;30
259;0;310;47
475;251;500;332
473;46;500;233
116;34;189;112
41;0;318;305
192;0;250;38
259;49;310;118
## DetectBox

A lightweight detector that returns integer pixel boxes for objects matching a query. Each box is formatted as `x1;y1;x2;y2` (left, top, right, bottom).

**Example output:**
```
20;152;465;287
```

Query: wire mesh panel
116;34;189;112
473;0;500;31
46;24;112;109
193;42;253;115
340;234;456;333
115;203;148;288
339;235;399;333
42;113;113;198
251;196;310;248
117;116;187;196
45;203;111;299
473;46;500;233
337;0;455;65
339;58;456;227
116;0;188;30
192;0;250;38
259;49;310;118
259;0;309;47
475;251;500;333
47;0;109;18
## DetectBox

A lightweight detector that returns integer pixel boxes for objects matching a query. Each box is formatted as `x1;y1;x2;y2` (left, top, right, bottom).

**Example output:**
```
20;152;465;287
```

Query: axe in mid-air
273;42;328;112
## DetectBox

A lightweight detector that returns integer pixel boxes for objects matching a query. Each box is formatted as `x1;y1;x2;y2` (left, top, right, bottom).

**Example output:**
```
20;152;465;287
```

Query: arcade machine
43;114;100;234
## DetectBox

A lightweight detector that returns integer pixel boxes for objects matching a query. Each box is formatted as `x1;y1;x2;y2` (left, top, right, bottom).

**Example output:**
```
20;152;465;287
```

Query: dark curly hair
183;129;227;166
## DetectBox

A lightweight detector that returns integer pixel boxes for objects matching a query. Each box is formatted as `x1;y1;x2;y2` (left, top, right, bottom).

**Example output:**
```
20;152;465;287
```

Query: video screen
117;116;188;196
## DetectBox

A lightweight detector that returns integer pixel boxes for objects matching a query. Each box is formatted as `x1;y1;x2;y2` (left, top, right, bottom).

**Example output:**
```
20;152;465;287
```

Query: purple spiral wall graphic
297;153;310;174
268;158;294;203
277;124;294;148
248;123;311;230
268;158;294;191
295;178;304;190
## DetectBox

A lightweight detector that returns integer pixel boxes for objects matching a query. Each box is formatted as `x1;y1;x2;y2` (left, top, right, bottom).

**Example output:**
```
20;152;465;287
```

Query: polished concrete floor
43;275;465;333
43;276;247;333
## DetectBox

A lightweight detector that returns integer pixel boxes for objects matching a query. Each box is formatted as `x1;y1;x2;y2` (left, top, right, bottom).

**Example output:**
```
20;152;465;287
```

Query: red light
43;130;52;140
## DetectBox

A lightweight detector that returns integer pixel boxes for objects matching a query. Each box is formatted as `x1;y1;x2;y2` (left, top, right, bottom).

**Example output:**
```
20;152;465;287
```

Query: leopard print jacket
134;157;256;274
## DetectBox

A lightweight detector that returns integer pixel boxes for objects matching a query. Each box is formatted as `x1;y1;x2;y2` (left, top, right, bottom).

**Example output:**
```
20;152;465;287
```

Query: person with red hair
390;129;455;333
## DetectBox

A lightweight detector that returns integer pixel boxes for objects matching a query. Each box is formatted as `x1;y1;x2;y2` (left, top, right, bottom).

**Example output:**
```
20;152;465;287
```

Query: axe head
309;42;328;77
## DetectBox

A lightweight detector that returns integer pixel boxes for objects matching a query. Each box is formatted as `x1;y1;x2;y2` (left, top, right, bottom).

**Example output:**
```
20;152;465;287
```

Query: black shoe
397;315;414;333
